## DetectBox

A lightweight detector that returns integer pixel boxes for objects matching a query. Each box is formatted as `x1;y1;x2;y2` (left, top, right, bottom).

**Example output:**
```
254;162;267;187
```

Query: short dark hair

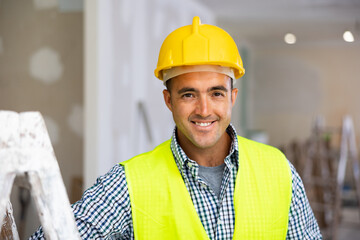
165;78;173;92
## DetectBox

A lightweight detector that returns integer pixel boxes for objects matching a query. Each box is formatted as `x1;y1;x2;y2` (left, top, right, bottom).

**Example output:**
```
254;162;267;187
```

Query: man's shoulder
97;164;127;183
120;139;172;166
237;135;284;156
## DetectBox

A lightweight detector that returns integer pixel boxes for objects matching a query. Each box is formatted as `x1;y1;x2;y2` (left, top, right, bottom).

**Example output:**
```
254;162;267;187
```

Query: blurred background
1;0;360;239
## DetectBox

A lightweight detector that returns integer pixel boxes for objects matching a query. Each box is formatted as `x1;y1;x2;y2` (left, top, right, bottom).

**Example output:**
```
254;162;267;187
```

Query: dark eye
213;92;224;97
182;93;194;98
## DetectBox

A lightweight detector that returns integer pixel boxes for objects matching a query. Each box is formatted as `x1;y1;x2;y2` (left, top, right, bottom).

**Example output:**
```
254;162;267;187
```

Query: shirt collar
170;124;239;176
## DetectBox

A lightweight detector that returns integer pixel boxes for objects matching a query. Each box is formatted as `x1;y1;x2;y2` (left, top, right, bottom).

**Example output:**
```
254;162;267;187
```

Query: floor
336;207;360;240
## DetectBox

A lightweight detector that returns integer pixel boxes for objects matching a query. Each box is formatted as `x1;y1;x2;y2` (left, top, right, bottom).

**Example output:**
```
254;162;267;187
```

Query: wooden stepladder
301;116;338;238
0;111;80;239
290;115;360;239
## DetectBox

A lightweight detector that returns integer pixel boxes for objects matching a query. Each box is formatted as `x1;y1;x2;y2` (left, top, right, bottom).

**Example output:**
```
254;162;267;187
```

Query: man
31;16;322;239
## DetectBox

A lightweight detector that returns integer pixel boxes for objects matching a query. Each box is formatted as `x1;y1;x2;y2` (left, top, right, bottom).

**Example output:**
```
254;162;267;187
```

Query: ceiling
196;0;360;46
57;0;360;46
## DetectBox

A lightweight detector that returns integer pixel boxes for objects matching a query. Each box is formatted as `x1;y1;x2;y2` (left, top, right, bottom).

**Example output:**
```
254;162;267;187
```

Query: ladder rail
0;111;81;239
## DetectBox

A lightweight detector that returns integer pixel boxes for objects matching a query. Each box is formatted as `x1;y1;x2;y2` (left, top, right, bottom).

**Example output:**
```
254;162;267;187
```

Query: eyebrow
177;87;197;94
177;85;228;94
210;86;228;92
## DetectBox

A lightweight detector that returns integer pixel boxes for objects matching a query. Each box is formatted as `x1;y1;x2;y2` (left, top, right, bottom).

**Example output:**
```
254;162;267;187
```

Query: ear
163;89;173;112
231;88;238;107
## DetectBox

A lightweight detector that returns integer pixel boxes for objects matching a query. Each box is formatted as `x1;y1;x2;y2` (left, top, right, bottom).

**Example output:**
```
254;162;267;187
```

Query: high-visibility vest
121;136;292;239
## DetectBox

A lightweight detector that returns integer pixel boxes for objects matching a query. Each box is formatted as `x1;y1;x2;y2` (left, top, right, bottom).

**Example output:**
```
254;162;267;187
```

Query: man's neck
178;131;232;167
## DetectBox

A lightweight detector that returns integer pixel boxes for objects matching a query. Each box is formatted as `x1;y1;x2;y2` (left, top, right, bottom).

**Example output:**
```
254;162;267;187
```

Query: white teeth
195;122;211;127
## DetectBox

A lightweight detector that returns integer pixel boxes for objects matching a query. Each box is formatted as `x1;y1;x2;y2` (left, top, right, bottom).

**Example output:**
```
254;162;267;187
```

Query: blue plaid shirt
30;125;322;239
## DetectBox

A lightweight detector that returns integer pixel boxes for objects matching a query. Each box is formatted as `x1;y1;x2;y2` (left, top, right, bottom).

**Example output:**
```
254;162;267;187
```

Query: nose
196;95;210;117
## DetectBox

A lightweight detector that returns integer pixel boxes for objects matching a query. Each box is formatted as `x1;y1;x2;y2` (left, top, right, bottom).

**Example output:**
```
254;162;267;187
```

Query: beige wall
0;0;83;237
252;43;360;148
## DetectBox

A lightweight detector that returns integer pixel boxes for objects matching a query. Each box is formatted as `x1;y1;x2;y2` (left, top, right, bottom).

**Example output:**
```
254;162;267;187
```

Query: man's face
163;71;238;151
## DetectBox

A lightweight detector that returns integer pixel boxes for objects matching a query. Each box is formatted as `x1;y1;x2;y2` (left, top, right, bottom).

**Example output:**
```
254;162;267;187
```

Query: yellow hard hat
154;16;245;81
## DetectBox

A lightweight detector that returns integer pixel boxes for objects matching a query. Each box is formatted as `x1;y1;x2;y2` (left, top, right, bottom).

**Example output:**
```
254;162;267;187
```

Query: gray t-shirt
198;163;225;199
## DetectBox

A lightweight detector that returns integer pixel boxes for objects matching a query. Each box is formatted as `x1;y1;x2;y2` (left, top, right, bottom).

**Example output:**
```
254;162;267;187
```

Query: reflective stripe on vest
121;136;292;240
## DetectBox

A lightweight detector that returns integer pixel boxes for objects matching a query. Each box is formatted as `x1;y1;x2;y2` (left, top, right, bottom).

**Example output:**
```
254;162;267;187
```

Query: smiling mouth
193;121;214;127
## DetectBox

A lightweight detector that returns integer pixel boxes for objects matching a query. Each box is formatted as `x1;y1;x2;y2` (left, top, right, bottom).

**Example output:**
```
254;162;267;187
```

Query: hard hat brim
162;65;236;85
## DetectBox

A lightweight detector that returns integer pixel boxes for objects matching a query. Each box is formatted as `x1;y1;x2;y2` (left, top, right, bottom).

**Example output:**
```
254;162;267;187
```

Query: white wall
84;0;214;188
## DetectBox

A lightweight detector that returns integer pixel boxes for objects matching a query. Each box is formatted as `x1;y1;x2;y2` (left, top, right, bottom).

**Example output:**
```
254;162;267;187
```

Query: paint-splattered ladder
0;111;80;239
